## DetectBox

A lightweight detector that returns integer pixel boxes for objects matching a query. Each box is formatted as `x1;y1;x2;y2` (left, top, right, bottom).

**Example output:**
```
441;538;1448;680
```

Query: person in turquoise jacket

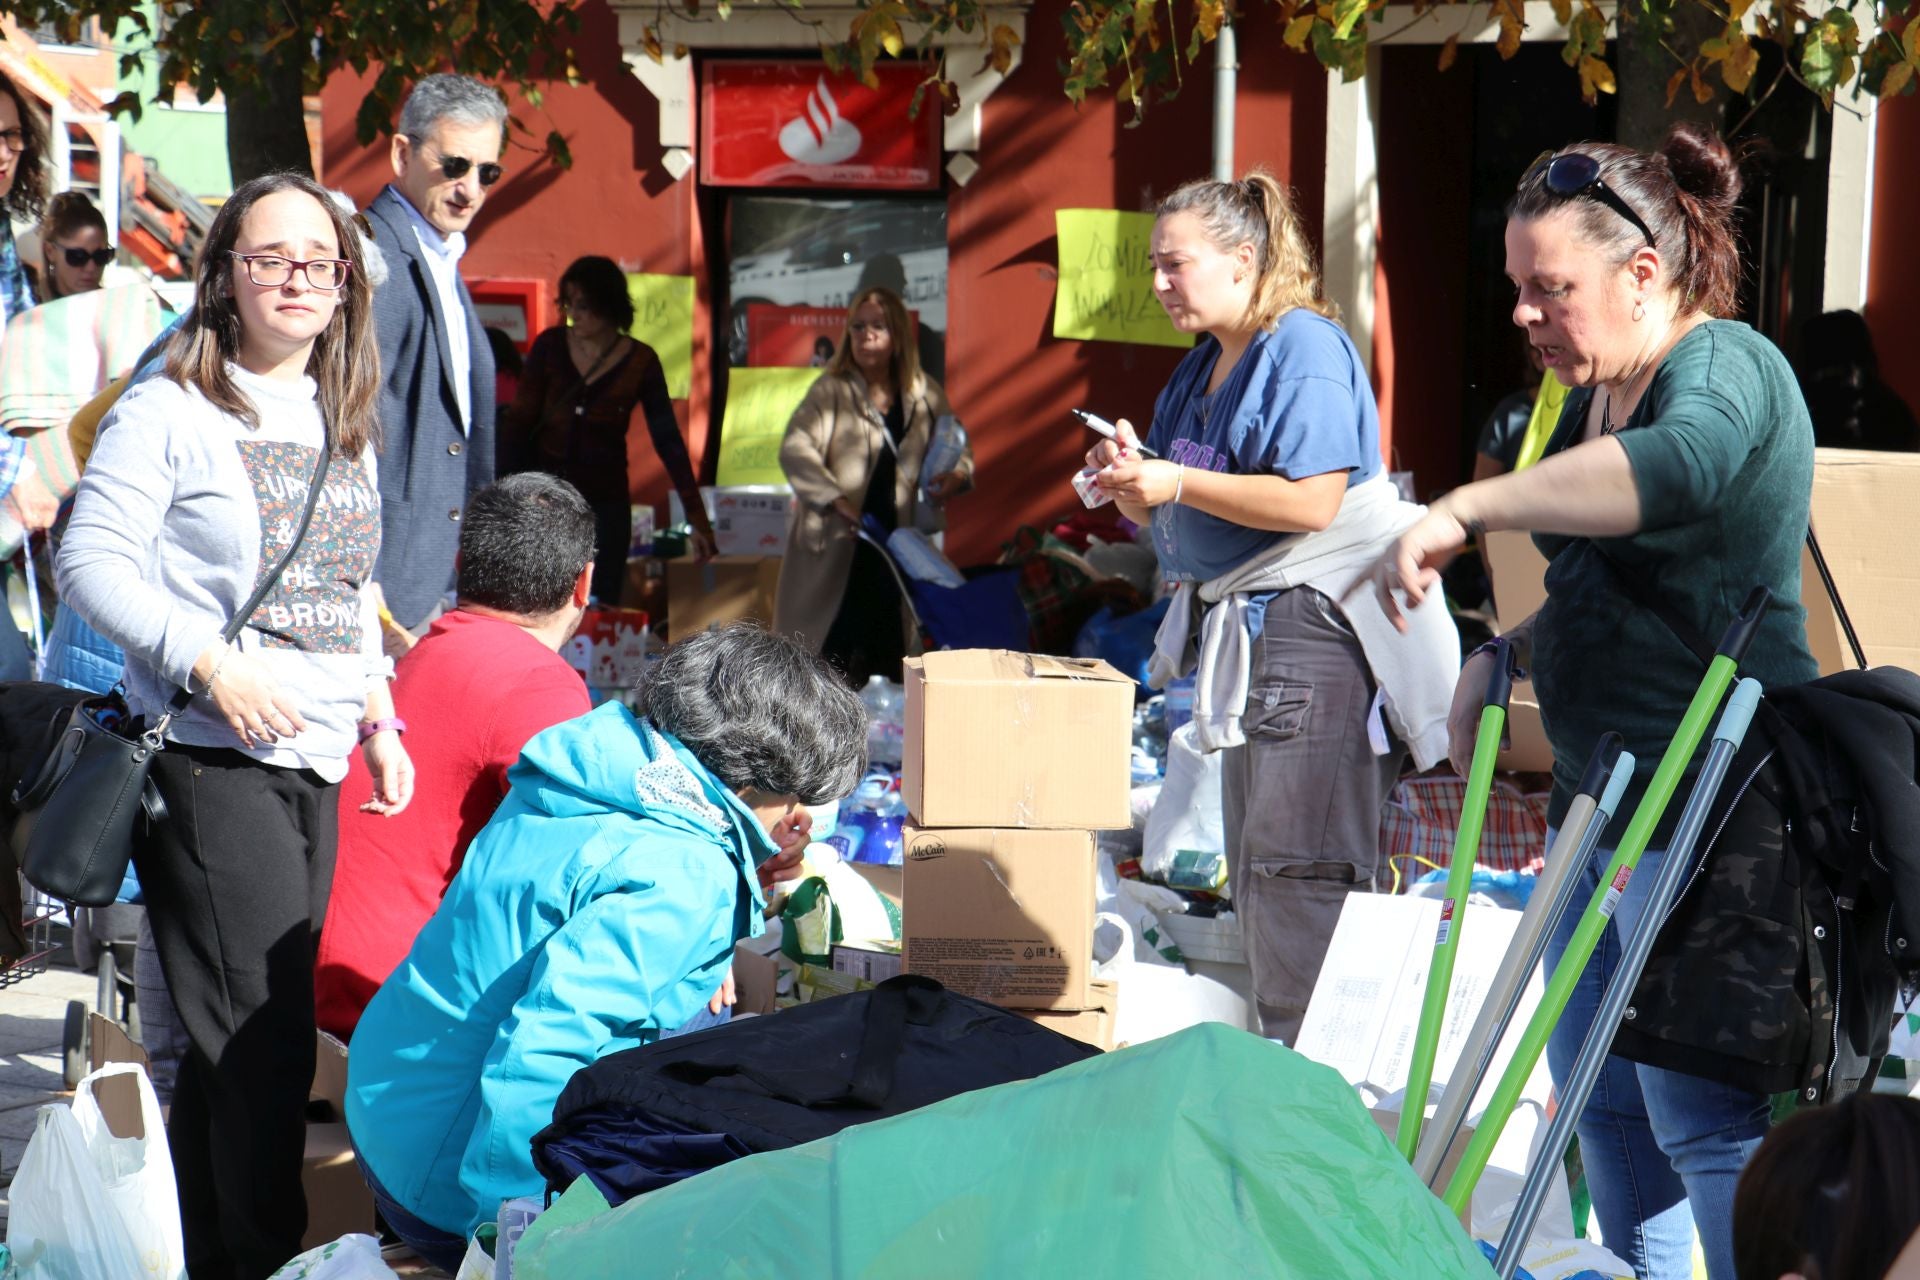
344;624;867;1267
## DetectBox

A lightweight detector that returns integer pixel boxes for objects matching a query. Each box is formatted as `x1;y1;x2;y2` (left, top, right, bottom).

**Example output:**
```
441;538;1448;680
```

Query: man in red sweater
316;473;596;1040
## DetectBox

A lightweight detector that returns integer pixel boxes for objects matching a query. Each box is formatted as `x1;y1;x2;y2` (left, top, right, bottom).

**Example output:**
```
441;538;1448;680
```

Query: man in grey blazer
363;74;503;633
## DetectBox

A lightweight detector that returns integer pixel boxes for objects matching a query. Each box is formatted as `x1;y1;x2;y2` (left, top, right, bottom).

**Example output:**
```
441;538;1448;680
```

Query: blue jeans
1542;831;1771;1280
353;999;733;1268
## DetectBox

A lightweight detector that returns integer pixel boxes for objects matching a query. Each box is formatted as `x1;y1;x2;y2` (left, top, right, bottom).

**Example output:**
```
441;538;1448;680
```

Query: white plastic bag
266;1234;400;1280
5;1103;147;1280
1141;724;1225;885
453;1234;497;1280
69;1063;186;1280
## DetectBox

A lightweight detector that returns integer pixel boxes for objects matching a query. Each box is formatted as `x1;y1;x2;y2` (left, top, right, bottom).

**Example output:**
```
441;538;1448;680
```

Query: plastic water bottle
860;675;906;770
866;789;907;867
828;772;893;864
1164;677;1196;734
920;415;968;489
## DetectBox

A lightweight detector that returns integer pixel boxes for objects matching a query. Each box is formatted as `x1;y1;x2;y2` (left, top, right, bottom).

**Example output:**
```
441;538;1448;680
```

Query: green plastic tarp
515;1022;1489;1278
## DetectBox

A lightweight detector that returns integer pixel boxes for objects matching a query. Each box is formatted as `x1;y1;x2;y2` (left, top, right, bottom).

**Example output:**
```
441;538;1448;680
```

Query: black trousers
135;742;339;1280
821;540;908;687
591;500;630;607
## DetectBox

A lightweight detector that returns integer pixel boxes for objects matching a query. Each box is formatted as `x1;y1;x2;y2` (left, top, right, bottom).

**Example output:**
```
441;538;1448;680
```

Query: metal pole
1212;17;1237;182
1414;740;1634;1188
1491;679;1764;1279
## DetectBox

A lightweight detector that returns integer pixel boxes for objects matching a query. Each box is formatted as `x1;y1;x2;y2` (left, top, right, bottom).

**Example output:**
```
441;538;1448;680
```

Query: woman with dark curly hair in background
498;254;716;603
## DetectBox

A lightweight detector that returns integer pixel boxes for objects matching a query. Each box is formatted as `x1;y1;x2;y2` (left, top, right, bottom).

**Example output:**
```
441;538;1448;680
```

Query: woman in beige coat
774;287;973;683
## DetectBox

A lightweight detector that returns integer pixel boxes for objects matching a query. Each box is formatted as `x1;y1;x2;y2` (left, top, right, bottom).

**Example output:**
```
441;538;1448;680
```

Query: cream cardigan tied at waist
1146;473;1461;770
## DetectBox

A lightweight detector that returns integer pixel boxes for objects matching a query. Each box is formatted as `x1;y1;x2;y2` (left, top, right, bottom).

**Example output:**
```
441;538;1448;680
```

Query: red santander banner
701;61;940;190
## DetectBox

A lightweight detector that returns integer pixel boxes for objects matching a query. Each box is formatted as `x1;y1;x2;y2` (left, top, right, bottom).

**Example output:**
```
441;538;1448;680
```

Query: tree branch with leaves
0;0;586;182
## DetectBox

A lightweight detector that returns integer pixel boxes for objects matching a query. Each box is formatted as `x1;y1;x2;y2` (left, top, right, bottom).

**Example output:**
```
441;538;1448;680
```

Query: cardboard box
561;605;653;693
732;940;779;1016
666;555;781;640
903;651;1134;829
1015;978;1119;1050
669;485;795;558
831;942;904;984
304;1031;377;1250
1804;448;1920;674
86;1013;150;1140
1482;530;1555;773
1489;448;1920;761
711;486;794;558
902;826;1097;1010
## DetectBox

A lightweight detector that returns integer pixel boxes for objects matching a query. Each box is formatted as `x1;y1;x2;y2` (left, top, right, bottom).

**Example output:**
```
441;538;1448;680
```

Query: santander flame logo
778;76;862;166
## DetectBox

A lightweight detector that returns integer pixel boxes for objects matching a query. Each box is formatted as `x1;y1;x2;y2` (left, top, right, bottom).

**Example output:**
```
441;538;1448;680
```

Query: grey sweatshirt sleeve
56;382;226;691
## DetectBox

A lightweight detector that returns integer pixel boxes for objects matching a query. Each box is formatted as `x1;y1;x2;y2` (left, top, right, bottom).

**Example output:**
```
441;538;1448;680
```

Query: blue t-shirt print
1144;309;1381;583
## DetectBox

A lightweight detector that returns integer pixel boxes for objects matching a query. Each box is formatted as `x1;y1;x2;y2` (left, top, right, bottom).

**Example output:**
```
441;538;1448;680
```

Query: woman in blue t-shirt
1087;170;1458;1044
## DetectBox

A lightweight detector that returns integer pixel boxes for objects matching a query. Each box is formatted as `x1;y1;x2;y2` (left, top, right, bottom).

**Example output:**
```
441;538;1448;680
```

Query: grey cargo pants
1220;586;1406;1043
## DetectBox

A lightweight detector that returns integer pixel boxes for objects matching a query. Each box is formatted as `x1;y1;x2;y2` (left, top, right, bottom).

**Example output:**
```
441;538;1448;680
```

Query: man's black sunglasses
422;146;504;188
1527;151;1657;250
54;244;114;268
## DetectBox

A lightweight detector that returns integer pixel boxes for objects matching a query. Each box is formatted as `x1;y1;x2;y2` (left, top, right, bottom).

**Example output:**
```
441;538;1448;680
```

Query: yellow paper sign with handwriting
626;274;695;399
716;367;821;487
1052;209;1193;349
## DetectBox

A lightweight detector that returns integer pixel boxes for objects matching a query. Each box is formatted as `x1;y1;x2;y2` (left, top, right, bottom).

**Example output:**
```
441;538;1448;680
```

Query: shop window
725;194;948;382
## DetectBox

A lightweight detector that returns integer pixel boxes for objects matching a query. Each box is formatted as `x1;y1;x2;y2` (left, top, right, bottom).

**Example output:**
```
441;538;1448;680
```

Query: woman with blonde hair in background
774;285;973;684
1086;168;1457;1044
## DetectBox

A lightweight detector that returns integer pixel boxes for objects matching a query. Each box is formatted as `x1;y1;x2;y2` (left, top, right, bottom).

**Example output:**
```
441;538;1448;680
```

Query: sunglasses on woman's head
423;147;504;188
1526;151;1658;250
54;244;113;268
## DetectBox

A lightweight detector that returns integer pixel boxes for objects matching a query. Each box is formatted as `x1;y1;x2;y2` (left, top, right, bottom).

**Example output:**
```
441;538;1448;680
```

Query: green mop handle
1440;586;1772;1213
1395;637;1519;1161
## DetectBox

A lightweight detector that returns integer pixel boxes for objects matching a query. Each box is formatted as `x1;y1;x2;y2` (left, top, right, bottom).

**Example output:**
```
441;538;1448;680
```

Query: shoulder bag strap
163;436;333;716
1803;527;1868;669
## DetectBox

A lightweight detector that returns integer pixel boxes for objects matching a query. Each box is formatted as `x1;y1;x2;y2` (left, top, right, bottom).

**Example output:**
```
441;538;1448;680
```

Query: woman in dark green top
1377;124;1814;1280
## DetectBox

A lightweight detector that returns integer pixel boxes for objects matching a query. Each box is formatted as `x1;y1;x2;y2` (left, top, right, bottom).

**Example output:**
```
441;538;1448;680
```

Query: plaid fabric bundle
1379;771;1551;885
999;526;1097;654
1;283;171;497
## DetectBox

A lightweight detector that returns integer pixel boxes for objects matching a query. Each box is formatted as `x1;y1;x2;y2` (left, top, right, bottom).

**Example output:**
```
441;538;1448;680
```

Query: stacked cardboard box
1487;448;1920;772
666;555;782;640
898;650;1135;1045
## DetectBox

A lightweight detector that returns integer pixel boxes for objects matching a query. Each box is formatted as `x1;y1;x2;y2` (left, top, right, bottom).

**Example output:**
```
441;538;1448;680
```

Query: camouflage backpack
1610;672;1920;1104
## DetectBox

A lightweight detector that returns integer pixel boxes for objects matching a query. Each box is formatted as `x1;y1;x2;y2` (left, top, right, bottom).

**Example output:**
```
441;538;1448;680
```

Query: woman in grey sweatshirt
57;172;414;1280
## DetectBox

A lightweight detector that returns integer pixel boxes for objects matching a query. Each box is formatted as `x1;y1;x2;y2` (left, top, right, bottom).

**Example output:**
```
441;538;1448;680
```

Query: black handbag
10;440;332;906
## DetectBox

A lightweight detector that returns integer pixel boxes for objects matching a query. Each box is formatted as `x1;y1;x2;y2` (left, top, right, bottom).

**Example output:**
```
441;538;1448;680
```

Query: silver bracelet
201;643;234;697
1172;463;1185;506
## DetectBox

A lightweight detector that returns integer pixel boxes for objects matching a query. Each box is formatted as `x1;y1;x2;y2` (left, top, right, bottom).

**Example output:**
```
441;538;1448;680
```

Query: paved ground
0;935;453;1274
0;943;97;1236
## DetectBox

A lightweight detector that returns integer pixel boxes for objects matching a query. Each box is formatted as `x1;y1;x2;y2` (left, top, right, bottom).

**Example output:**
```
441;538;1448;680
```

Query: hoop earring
1632;300;1646;322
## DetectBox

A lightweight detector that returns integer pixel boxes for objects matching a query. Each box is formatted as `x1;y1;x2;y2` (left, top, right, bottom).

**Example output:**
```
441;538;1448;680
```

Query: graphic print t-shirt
238;438;381;653
56;364;388;783
1143;310;1381;583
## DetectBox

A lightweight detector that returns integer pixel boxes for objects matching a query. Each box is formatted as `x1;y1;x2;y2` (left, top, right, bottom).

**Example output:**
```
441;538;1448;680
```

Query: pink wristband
357;717;406;743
